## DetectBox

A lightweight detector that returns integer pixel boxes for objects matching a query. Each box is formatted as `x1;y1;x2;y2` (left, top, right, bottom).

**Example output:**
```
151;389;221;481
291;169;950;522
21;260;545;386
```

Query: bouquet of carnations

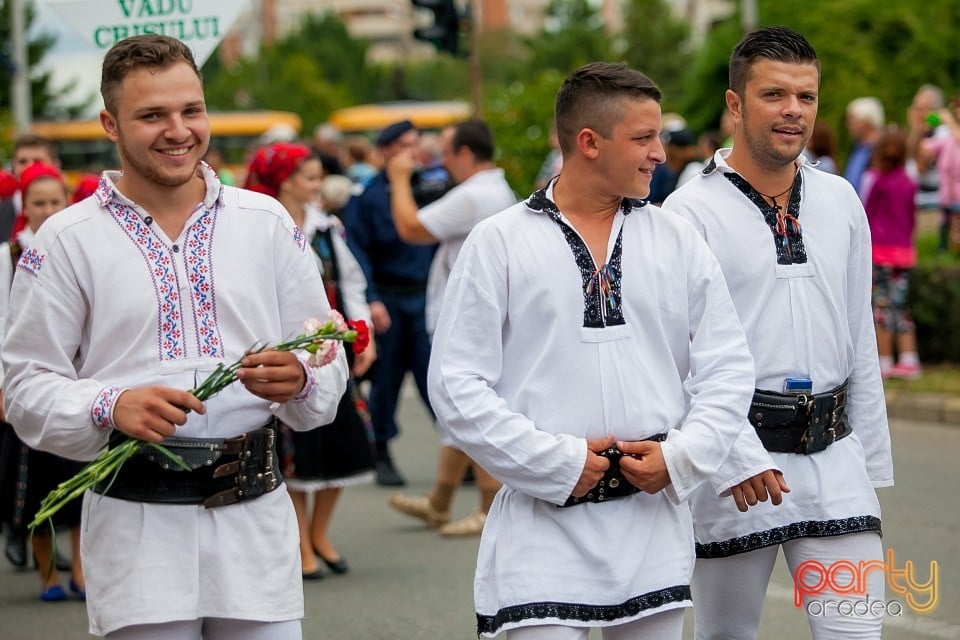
29;310;370;531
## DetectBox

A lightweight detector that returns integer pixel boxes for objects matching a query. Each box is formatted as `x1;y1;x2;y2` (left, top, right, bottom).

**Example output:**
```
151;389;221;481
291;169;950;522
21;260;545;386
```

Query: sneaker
4;532;27;569
439;508;487;537
887;362;922;380
388;494;450;527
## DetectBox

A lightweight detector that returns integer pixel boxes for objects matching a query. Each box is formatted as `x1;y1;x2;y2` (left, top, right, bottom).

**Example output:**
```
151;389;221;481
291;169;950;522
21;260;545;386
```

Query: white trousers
104;618;302;640
506;608;685;640
692;532;884;640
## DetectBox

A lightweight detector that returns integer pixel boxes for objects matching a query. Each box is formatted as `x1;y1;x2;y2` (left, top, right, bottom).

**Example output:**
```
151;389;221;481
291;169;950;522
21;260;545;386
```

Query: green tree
620;0;694;112
526;0;615;75
0;0;90;122
203;11;381;133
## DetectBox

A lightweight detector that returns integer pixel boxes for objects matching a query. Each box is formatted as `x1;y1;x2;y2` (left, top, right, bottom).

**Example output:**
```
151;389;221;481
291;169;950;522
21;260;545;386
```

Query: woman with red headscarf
245;143;376;579
0;163;86;601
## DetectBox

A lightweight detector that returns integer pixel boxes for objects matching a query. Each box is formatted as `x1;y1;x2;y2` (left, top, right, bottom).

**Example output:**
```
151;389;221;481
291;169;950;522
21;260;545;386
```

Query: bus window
29;110;303;186
327;101;472;138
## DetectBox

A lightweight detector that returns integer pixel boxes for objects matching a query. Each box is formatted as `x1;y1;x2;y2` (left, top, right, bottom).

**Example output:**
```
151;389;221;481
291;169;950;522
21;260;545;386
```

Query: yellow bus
327;100;472;137
29;110;303;185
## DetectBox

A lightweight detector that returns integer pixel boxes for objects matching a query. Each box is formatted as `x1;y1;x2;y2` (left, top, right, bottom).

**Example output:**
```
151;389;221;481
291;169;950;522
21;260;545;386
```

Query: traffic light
411;0;460;55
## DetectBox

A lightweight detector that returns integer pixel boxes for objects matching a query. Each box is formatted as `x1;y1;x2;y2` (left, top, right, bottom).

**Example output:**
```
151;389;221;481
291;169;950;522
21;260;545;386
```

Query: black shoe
4;532;27;569
375;458;406;487
316;551;349;575
302;569;324;581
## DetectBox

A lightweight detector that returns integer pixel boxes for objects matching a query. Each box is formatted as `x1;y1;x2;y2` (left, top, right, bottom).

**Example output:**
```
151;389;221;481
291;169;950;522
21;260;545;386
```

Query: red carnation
348;320;370;354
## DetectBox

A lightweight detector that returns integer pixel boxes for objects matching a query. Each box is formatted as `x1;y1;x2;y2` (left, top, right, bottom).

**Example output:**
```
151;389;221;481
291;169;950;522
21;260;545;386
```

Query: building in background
222;0;735;65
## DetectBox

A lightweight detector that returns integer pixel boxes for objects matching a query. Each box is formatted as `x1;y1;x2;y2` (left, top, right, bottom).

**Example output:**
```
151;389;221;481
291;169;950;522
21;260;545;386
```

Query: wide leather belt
560;433;668;508
92;421;282;508
749;380;851;455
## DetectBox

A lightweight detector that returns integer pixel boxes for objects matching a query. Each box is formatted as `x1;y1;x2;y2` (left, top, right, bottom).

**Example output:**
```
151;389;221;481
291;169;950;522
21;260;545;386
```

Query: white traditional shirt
418;167;516;334
663;150;893;558
1;165;348;635
428;183;756;636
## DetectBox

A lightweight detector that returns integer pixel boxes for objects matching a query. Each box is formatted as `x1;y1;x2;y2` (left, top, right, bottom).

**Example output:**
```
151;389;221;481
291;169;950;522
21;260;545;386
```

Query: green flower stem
28;325;358;532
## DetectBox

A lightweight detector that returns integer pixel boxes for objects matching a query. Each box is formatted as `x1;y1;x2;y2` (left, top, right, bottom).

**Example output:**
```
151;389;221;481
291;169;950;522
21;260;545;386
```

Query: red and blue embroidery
91;386;123;429
105;199;224;361
15;247;45;276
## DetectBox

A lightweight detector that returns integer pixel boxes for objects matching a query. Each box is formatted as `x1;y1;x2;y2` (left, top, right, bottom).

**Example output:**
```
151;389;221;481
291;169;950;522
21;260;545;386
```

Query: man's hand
236;349;307;404
570;435;615;498
618;440;671;493
369;301;391;334
730;469;790;512
352;339;377;378
112;386;205;444
385;148;417;184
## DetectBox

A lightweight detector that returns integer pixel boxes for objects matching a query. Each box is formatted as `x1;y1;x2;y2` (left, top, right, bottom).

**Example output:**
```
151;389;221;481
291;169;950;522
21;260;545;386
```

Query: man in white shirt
427;62;759;639
385;120;515;537
664;27;892;640
2;34;346;639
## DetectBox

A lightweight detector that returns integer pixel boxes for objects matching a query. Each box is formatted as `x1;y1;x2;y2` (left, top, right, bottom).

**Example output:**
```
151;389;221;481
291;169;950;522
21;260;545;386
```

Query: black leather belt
750;380;851;455
560;433;668;508
92;422;282;508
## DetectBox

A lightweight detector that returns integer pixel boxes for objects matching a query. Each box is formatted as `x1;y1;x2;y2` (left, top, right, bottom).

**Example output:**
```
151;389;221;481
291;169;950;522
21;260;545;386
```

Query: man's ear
577;128;602;160
725;89;742;121
100;109;119;143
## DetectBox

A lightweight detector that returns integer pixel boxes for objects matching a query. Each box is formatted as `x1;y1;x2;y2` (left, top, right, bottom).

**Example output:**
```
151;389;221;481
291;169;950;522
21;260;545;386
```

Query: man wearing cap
342;120;439;486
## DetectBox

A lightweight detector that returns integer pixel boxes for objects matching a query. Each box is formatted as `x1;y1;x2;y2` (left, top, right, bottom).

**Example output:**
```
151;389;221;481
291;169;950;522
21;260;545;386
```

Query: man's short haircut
554;62;662;156
729;26;820;96
451;119;494;163
13;133;56;158
101;35;201;115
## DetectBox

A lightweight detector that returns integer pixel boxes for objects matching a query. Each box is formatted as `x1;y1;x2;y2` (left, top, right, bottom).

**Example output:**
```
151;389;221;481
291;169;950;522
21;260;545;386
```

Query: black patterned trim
524;187;645;328
722;170;806;265
476;584;690;636
696;516;882;559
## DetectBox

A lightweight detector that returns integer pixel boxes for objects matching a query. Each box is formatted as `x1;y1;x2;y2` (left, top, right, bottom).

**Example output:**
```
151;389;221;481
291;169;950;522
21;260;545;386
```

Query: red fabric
0;170;18;198
20;162;64;196
71;174;100;204
243;143;312;199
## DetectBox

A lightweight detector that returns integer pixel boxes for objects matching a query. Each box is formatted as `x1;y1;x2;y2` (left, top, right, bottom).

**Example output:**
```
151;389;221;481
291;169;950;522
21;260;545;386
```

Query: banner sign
45;0;253;66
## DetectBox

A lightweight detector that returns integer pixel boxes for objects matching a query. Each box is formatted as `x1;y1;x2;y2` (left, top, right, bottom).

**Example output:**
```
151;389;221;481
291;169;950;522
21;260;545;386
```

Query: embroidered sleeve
90;386;125;430
15;247;46;276
291;357;318;402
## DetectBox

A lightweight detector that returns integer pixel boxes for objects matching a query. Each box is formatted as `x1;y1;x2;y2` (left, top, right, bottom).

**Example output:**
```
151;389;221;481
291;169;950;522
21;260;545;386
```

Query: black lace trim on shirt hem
695;516;882;559
475;584;691;635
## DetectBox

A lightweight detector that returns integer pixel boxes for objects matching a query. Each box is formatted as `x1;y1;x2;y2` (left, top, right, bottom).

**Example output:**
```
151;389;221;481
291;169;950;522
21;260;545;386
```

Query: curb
885;389;960;426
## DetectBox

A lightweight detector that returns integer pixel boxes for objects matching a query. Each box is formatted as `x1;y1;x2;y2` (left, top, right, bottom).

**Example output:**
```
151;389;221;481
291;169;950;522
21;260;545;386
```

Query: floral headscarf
243;142;313;199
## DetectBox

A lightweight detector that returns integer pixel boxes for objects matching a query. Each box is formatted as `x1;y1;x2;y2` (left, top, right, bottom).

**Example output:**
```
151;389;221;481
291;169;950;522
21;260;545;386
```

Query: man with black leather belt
1;35;347;639
428;62;757;639
664;27;893;640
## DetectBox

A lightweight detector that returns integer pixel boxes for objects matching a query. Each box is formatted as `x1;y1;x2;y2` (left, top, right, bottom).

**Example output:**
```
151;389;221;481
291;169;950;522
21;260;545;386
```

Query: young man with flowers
427;62;768;639
1;35;347;639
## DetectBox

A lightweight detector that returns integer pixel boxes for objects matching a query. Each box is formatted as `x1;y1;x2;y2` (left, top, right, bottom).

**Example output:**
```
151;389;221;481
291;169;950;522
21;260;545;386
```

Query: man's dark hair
554;62;662;155
451;119;494;163
101;35;201;115
13;133;56;157
729;26;820;96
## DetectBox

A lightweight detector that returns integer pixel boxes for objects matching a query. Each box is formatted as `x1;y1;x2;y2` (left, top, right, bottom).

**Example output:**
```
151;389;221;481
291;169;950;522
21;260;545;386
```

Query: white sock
899;352;920;366
879;355;894;370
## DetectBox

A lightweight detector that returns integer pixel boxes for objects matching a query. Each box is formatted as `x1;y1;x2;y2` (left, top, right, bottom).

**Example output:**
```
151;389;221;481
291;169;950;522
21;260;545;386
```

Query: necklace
756;183;793;212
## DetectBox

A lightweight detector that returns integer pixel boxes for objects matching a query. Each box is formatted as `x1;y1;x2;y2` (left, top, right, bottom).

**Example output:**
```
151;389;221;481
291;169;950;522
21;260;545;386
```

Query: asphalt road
1;381;958;639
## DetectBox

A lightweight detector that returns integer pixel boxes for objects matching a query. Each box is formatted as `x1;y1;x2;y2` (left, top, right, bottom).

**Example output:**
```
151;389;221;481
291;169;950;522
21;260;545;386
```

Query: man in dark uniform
342;120;445;486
